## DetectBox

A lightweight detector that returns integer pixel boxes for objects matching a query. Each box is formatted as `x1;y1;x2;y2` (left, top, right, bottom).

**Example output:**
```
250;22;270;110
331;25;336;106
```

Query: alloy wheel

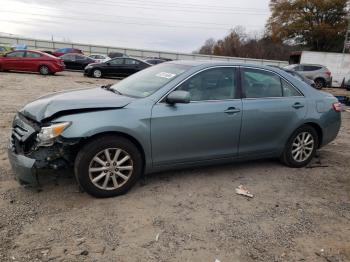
40;66;49;75
93;69;102;78
88;148;133;190
291;132;314;162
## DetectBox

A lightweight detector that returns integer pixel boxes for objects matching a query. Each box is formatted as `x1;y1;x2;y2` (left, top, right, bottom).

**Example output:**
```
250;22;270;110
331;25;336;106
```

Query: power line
57;0;269;15
2;5;264;28
42;0;269;13
0;10;235;30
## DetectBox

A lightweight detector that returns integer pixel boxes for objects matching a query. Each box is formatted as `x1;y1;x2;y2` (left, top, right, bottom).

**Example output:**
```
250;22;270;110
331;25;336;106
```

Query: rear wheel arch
302;122;323;148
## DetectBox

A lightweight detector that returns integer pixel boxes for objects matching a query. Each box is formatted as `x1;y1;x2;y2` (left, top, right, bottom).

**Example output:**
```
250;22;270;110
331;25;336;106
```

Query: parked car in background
84;57;151;78
12;44;27;50
144;58;167;65
284;64;331;89
145;56;172;62
276;67;316;88
61;53;95;70
345;78;350;91
0;50;64;75
53;48;83;57
88;54;110;63
0;46;12;56
108;52;129;59
8;61;341;197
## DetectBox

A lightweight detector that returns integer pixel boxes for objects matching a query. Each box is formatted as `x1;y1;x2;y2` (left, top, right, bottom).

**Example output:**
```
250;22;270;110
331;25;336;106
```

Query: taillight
332;102;342;112
326;71;331;77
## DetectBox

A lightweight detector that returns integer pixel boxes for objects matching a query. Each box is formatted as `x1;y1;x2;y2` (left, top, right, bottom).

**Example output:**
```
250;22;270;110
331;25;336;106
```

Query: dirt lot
0;71;350;262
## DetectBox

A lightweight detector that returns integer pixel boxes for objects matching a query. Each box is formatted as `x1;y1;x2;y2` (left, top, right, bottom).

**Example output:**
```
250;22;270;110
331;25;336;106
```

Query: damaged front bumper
8;144;38;186
8;113;78;187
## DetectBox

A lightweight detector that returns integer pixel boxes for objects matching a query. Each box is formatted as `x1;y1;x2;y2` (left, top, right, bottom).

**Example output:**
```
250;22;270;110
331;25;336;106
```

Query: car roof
168;60;286;71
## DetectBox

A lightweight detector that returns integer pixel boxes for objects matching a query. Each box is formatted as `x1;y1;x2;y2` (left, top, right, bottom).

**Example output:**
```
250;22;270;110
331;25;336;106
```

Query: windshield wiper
101;84;123;95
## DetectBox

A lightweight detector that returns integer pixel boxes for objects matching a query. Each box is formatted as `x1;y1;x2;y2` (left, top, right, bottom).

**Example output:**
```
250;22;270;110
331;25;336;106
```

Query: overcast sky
0;0;271;53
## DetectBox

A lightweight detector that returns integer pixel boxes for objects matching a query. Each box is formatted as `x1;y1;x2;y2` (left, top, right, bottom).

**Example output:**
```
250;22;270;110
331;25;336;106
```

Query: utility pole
343;1;350;53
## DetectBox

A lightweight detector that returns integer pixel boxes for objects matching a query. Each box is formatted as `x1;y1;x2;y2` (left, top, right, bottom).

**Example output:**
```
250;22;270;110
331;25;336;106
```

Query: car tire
314;78;325;89
281;125;318;168
39;65;50;75
92;69;102;78
74;135;143;198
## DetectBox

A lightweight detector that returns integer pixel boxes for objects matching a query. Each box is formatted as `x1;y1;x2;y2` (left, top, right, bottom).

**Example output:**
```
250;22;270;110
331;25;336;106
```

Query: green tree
266;0;348;52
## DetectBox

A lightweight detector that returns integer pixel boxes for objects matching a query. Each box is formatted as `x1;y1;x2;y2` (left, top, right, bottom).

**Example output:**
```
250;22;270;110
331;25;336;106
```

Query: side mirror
106;62;111;65
166;90;190;104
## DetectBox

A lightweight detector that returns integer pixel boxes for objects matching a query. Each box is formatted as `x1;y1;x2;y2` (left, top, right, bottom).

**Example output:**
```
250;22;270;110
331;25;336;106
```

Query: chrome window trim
241;66;305;97
156;65;240;104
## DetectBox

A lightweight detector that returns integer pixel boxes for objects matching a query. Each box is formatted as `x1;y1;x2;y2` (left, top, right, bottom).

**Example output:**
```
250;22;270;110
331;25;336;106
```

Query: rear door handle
224;107;241;114
292;102;304;109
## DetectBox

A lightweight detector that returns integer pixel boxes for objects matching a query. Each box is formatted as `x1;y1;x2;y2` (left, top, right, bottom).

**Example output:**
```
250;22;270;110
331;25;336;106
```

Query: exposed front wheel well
76;131;146;168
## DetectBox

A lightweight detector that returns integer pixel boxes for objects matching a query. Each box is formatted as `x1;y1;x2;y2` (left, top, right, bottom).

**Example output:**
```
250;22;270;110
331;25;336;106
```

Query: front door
151;67;242;166
239;67;307;156
3;51;26;70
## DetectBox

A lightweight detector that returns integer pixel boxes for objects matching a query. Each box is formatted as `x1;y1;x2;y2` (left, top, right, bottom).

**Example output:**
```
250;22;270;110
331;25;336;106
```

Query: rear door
61;54;75;69
75;55;89;70
105;58;125;76
124;58;140;75
23;51;42;71
239;67;307;156
2;51;26;70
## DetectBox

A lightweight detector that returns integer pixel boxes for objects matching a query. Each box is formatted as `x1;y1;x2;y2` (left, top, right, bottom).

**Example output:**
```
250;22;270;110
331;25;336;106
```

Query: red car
52;48;83;57
0;50;65;75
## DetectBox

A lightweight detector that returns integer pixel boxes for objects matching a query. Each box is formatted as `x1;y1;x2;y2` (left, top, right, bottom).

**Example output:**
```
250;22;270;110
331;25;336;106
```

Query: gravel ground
0;71;349;262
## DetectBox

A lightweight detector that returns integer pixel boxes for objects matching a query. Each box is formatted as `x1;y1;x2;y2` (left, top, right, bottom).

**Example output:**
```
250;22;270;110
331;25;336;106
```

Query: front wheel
92;69;102;78
281;125;318;168
74;136;143;198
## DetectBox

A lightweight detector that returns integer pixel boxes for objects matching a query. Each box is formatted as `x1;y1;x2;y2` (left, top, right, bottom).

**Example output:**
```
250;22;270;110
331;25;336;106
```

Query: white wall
300;51;350;87
0;36;289;67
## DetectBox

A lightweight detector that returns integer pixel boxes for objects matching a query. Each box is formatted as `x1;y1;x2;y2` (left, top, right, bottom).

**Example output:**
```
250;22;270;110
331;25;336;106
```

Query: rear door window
242;68;302;98
125;59;140;65
281;79;302;97
109;58;124;65
242;68;282;98
26;52;41;58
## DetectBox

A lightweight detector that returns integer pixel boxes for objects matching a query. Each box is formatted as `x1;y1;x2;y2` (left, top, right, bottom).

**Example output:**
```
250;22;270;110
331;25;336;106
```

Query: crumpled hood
20;87;135;122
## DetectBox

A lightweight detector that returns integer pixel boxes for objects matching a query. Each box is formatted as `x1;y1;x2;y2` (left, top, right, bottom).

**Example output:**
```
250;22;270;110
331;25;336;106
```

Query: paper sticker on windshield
156;72;176;79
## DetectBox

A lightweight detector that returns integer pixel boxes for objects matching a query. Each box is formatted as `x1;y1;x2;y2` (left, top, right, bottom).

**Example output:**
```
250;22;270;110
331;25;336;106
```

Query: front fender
53;107;153;169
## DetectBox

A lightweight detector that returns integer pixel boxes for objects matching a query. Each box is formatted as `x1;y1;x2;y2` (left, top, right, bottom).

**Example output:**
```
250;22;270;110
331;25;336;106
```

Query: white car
88;54;110;63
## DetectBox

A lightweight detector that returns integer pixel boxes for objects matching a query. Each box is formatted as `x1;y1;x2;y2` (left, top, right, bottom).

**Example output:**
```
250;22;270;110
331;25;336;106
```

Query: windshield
111;63;191;98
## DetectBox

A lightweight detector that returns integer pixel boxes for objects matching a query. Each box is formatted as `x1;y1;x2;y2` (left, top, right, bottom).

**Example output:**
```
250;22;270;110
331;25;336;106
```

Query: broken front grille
11;114;39;154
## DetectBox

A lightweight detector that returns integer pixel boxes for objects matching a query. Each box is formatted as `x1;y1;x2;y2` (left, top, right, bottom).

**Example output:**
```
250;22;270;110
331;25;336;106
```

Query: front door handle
292;102;304;109
224;107;241;114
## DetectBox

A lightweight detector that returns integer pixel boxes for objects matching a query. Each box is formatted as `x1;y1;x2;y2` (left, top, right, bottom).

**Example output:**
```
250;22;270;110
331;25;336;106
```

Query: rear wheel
281;125;318;168
39;65;50;75
314;78;325;89
74;136;143;198
92;69;102;78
